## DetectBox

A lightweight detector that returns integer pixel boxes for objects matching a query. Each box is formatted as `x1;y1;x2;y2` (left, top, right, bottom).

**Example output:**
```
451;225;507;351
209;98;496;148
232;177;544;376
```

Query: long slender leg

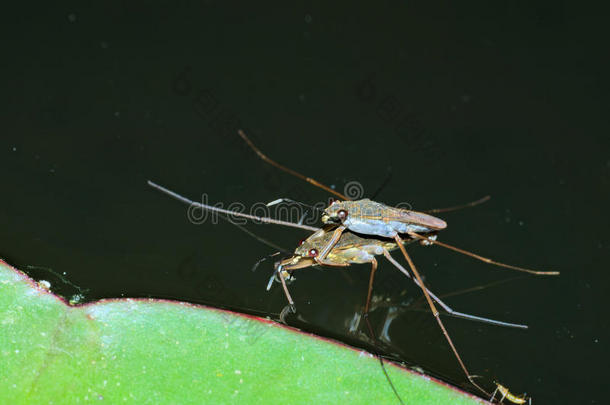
277;258;350;312
499;388;507;403
357;257;405;405
407;232;560;276
489;386;499;403
238;130;348;200
277;268;295;308
279;304;294;324
314;259;350;268
148;181;319;232
317;226;346;260
431;276;525;300
364;258;378;314
393;234;489;396
382;249;527;328
423;195;491;214
221;218;288;254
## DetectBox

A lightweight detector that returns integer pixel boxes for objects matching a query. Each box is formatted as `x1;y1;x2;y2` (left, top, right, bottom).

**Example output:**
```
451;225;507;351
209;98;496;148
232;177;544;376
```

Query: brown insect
275;225;527;330
490;382;530;404
147;180;544;398
147;180;525;331
237;129;559;395
238;129;558;278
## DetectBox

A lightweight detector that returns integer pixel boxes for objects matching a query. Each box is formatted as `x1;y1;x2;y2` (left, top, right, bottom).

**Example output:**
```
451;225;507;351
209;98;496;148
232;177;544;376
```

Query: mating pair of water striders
148;129;557;403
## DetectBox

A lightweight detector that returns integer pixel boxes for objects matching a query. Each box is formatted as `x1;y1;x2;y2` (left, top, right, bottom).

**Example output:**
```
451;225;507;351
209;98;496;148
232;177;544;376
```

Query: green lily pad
0;259;487;404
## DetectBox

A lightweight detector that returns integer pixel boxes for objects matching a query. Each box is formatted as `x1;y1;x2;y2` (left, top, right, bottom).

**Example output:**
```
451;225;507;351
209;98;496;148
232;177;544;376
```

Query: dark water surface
2;3;607;403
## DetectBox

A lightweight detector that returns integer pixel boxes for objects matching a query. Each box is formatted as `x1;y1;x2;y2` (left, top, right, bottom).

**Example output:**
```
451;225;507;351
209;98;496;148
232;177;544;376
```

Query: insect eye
298;239;305;246
337;209;348;220
308;248;318;257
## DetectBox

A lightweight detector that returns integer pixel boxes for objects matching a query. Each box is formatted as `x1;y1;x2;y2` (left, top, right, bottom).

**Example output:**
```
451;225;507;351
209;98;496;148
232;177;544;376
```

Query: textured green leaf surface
0;259;487;404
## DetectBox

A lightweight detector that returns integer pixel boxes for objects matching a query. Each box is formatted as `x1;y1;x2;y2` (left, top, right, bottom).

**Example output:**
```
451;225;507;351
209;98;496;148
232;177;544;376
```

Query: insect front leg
489;385;499;403
315;225;347;261
277;267;296;309
313;259;351;268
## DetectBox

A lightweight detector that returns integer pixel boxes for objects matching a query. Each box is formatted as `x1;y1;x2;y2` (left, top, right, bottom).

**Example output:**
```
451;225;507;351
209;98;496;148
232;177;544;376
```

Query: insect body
238;129;449;263
282;225;412;270
322;198;446;237
490;382;530;404
146;181;526;332
273;225;408;311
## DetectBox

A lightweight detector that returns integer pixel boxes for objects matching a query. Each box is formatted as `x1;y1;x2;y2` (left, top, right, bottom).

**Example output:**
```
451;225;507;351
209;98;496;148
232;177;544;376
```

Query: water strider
148;180;540;399
237;129;558;278
147;180;525;327
236;129;559;396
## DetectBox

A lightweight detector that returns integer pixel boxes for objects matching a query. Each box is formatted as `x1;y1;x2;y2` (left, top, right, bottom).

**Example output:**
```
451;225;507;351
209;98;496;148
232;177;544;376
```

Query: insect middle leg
489;384;502;403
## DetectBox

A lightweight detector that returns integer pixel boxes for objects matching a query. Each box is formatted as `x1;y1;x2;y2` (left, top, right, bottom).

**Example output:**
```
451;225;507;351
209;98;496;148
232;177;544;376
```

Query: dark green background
2;2;606;403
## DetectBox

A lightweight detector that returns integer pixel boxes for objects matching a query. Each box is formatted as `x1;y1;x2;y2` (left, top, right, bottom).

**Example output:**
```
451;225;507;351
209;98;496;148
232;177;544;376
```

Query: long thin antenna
147;180;319;232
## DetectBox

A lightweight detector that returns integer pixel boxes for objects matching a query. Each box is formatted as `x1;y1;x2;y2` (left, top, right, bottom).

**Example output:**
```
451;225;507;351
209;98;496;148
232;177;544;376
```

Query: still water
2;3;607;403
